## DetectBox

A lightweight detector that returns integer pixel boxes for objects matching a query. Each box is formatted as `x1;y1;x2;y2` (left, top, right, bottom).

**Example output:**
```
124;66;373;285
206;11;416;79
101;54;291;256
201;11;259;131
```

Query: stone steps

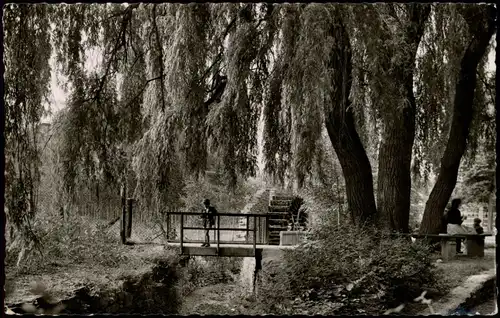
268;206;289;213
272;195;295;201
268;225;288;231
267;211;289;217
267;191;294;245
268;219;288;225
269;200;292;206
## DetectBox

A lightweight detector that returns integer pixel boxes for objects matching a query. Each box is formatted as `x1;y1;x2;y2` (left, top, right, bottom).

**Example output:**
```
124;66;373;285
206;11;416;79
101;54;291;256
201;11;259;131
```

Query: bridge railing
165;212;270;251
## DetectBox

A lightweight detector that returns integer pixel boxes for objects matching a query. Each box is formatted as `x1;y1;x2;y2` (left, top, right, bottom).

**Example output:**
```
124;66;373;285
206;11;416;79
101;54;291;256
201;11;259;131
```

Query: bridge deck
166;242;296;257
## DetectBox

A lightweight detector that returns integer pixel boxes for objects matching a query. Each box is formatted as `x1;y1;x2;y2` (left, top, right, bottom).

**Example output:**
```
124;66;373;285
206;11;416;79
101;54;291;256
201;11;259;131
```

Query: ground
402;246;496;315
4;244;168;307
471;296;497;315
179;284;244;315
4;238;496;315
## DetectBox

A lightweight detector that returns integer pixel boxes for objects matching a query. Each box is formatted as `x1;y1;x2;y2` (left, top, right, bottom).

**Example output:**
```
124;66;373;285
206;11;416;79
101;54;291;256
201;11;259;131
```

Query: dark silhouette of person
473;218;484;234
201;199;217;247
473;218;485;249
446;198;466;253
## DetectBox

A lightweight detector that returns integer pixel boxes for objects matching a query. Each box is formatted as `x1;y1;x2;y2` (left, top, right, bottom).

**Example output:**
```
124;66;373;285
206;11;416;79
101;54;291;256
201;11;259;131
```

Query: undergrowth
175;255;242;297
253;188;439;315
6;214;127;275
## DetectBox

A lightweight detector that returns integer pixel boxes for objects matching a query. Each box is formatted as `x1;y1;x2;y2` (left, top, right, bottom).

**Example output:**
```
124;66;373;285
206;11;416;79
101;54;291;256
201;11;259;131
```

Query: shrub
174;255;242;297
255;190;437;315
6;214;127;274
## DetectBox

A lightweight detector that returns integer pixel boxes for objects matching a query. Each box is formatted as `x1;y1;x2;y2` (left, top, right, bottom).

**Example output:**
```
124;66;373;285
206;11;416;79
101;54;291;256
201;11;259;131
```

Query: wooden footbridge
163;211;299;257
120;192;308;257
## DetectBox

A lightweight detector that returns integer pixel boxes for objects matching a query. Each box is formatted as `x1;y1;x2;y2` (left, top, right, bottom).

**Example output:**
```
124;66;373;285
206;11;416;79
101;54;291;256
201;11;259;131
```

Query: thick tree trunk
325;17;377;225
419;5;496;235
377;5;430;233
377;108;415;233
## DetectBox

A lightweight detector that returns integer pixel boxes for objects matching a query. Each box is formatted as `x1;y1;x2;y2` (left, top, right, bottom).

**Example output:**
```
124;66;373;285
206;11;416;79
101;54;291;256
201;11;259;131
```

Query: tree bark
325;16;377;225
377;5;430;233
419;5;496;235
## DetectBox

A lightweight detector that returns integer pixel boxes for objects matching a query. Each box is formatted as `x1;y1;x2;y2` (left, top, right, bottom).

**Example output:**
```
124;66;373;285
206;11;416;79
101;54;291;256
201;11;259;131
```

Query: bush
175;255;242;297
255;190;437;315
6;214;126;274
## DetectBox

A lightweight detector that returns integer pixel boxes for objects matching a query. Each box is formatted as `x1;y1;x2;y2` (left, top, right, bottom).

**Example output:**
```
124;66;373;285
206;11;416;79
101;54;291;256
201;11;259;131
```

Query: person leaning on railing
201;199;217;247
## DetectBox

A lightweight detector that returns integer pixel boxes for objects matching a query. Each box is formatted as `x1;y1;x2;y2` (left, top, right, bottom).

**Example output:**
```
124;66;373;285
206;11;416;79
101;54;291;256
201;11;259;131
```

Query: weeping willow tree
419;4;496;234
4;4;52;246
4;3;495;234
345;4;432;231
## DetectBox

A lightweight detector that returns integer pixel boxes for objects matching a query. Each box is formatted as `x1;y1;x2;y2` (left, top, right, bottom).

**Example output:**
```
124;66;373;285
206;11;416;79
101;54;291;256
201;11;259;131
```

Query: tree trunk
325;16;377;225
420;5;496;235
487;190;494;233
377;5;430;233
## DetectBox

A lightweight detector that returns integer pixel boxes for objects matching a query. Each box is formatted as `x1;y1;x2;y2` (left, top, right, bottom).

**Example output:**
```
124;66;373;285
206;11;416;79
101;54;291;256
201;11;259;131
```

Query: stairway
267;193;294;245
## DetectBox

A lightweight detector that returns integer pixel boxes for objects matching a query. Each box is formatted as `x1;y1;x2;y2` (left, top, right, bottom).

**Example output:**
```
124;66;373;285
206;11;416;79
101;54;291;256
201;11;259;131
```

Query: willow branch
152;4;166;111
123;74;165;109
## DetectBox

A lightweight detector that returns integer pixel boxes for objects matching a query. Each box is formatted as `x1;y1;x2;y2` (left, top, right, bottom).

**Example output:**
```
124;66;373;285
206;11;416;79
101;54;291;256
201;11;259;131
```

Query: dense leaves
255;190;436;315
4;4;53;244
4;3;495;237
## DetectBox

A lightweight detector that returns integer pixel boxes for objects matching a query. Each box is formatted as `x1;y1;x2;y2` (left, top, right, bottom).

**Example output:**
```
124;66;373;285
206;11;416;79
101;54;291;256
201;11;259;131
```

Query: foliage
455;147;495;206
298;180;347;228
181;177;257;212
256;222;437;315
4;3;496;243
3;4;53;244
175;256;242;297
5;214;126;274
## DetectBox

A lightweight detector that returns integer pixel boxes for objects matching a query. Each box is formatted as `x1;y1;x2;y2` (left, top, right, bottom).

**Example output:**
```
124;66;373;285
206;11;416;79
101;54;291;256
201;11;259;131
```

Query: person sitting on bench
473;218;485;249
473;218;484;234
446;198;468;254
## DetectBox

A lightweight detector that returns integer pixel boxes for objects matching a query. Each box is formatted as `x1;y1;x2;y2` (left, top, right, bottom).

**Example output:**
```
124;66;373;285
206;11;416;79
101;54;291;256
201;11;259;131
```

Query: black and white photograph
2;2;497;315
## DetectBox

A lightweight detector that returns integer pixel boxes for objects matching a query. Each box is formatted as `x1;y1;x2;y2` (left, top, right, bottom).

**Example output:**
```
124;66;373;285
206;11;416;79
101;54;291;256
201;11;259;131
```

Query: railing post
180;214;184;254
259;216;263;244
253;216;257;251
217;215;220;254
265;215;269;244
246;215;250;243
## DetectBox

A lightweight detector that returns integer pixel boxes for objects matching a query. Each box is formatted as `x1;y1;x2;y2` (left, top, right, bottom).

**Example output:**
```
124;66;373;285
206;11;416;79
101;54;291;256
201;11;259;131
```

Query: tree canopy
3;3;496;239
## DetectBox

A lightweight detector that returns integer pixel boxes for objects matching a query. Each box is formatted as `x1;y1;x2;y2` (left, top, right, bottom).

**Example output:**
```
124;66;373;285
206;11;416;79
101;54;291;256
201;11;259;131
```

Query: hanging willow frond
207;4;263;188
4;4;52;240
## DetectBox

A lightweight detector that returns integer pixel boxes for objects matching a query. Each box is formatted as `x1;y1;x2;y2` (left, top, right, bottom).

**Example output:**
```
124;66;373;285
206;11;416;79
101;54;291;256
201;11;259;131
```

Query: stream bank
7;255;182;315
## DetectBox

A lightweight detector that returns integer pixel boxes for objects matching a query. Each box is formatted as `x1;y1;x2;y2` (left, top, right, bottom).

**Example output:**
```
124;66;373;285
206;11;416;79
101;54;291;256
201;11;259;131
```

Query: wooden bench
393;233;493;261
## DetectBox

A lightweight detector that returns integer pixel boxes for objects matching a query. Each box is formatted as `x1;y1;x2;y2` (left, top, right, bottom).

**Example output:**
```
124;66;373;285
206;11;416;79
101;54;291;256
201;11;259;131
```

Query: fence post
253;215;257;251
126;198;133;239
120;184;127;244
